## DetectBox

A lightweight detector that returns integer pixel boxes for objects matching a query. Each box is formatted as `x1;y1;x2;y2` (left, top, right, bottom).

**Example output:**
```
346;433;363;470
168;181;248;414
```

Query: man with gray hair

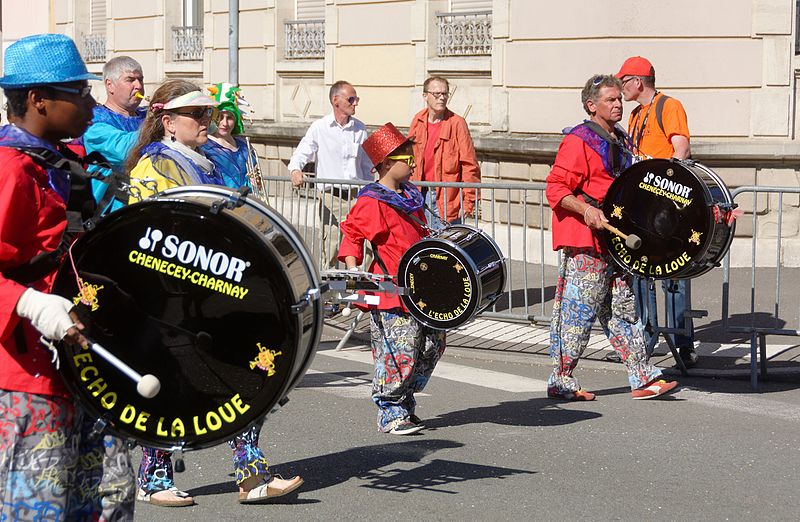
83;55;146;214
544;74;678;401
288;80;374;268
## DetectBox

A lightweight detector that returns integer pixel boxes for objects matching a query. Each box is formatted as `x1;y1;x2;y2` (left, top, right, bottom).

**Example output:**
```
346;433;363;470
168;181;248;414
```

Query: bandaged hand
15;288;76;341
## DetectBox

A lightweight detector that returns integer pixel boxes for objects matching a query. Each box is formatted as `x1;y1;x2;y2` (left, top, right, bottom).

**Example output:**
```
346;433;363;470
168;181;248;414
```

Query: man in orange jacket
408;76;480;229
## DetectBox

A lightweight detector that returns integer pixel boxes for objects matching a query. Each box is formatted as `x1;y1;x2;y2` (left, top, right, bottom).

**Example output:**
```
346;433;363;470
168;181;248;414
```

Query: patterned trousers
548;248;662;393
0;390;135;521
138;423;269;492
370;310;446;431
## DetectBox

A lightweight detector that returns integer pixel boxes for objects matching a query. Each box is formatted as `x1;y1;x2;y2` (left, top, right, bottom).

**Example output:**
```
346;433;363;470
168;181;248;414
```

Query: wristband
583;206;593;222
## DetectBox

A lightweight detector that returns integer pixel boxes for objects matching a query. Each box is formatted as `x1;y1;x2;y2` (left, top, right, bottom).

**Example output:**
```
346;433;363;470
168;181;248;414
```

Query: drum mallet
88;341;162;399
601;222;642;250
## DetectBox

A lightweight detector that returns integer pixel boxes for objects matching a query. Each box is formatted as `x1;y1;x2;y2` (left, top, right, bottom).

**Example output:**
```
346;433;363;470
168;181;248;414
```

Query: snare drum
602;158;736;279
51;185;322;451
396;225;506;330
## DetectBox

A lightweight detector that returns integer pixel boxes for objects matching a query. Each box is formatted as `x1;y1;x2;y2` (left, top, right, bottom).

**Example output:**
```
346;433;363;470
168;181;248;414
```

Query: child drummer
338;122;446;436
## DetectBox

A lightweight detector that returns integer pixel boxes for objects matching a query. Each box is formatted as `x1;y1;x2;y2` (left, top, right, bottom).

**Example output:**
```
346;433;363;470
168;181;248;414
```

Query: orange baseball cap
615;56;655;79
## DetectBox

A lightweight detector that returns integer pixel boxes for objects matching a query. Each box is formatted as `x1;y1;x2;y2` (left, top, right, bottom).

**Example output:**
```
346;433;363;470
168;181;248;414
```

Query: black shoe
604;351;622;363
408;414;424;426
679;347;699;368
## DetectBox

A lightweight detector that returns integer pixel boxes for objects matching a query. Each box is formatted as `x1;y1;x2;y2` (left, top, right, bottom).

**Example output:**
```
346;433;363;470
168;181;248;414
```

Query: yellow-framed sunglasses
385;154;415;166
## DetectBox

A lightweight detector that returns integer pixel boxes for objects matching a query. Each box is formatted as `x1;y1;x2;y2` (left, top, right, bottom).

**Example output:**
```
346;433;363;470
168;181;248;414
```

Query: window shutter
450;0;492;12
296;0;325;20
90;0;107;36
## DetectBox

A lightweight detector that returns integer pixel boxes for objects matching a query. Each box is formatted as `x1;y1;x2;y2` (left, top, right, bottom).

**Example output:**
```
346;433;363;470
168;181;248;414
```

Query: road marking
318;349;548;393
301;369;430;399
675;387;800;423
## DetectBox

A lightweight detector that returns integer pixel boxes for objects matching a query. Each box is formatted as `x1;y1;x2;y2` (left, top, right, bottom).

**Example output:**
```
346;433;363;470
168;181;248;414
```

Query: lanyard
631;91;659;156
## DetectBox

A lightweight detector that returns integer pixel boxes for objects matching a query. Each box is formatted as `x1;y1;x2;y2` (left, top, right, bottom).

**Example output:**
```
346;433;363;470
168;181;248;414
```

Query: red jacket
408;108;480;222
0;148;69;397
546;134;615;253
338;194;427;311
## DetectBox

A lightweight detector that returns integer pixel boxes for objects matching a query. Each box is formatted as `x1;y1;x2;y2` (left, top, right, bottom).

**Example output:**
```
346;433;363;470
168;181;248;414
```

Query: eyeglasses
338;95;359;105
170;107;214;120
621;76;637;86
49;84;93;98
425;91;450;99
386;154;414;167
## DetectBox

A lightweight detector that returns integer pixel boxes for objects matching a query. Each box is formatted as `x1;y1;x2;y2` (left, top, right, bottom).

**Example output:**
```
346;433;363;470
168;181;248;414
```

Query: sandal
137;486;195;507
238;475;304;504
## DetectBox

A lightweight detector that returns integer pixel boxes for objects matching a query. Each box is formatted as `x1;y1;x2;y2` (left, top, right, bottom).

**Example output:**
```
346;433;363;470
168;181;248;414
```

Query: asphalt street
135;335;800;521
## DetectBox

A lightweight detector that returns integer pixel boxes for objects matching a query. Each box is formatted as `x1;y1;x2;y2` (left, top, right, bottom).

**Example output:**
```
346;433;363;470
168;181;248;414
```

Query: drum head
53;194;306;450
398;227;482;330
603;159;717;279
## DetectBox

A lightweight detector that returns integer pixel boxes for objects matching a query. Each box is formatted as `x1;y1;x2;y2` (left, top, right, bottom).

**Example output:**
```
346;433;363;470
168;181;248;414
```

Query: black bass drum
602;158;736;279
397;225;506;330
52;185;322;451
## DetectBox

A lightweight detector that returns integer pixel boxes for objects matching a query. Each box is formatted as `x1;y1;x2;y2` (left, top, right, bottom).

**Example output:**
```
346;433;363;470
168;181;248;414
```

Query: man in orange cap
615;56;698;367
338;123;446;435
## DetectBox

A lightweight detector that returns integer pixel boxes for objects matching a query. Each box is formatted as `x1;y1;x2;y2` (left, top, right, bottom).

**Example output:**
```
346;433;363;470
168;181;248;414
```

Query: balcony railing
81;34;107;63
437;10;492;57
285;19;325;59
172;26;204;62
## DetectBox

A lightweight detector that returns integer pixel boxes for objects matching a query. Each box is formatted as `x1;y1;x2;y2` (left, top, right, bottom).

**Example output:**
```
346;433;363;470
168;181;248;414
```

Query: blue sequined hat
0;34;101;89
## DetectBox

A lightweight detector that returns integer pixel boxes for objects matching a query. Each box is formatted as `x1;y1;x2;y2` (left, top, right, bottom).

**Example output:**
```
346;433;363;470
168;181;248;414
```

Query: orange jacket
408;108;480;222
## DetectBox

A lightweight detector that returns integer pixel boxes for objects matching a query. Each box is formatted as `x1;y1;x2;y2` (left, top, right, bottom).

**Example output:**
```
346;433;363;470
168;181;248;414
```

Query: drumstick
601;222;642;250
88;341;161;399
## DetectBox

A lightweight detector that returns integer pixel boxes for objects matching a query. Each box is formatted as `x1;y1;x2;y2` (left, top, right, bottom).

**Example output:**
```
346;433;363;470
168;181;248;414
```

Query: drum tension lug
210;187;250;215
291;288;321;314
88;417;108;441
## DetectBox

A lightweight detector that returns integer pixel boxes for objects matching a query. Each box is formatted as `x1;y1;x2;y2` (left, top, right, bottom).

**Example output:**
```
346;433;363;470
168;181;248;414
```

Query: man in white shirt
289;80;374;268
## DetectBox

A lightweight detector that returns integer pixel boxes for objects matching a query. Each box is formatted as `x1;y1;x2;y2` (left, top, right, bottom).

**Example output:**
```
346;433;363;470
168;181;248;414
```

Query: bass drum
602;158;735;280
397;225;506;330
52;185;322;451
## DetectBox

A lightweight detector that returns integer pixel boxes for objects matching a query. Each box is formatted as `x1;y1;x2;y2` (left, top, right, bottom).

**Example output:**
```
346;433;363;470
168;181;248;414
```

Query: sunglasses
339;95;359;105
49;84;93;98
170;107;214;120
386;154;414;167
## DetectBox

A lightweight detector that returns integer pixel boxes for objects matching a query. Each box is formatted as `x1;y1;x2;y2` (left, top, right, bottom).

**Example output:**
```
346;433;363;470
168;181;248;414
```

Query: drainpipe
229;0;239;85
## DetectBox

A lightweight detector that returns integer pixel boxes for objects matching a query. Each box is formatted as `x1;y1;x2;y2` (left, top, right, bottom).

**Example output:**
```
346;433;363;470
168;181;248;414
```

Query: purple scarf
140;141;224;186
357;182;424;213
568;122;633;178
0;125;71;202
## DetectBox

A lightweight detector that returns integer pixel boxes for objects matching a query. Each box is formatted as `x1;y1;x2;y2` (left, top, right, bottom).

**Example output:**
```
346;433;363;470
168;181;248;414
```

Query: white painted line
301;369;429;399
675;387;800;423
319;349;548;393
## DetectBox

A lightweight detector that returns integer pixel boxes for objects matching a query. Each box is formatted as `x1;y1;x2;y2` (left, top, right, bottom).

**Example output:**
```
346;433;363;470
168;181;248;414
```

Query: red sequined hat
362;122;410;167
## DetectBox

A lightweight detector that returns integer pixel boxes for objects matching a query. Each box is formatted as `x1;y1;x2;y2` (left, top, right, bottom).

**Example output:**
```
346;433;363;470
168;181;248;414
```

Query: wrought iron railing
172;26;204;62
437;10;492;57
284;19;325;59
81;34;107;63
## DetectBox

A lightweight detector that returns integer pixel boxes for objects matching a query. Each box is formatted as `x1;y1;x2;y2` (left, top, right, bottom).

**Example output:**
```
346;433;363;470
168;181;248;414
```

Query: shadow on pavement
186;439;532;497
426;397;602;429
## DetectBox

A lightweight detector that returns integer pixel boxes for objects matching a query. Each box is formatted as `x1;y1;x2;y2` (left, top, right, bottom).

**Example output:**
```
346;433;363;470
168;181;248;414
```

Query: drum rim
398;223;507;329
159;186;325;413
604;159;735;280
56;185;324;450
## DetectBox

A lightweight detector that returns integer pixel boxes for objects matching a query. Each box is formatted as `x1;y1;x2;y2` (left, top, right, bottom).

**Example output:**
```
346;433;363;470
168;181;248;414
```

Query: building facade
4;0;800;264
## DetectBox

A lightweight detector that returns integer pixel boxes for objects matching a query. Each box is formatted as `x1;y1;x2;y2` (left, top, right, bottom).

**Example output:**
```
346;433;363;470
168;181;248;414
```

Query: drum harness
569;121;634;210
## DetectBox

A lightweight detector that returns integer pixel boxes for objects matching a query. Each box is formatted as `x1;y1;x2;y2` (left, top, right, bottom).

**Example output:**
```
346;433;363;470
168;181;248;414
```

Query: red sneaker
631;379;678;400
547;387;596;401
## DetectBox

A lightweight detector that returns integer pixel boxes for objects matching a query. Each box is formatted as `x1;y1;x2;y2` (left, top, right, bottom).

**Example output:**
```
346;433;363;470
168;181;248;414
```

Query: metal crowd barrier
261;176;554;324
262;175;800;390
721;185;800;389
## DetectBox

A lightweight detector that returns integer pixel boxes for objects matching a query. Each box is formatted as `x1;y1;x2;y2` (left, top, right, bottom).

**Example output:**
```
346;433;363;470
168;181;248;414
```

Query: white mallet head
137;374;161;399
341;306;352;317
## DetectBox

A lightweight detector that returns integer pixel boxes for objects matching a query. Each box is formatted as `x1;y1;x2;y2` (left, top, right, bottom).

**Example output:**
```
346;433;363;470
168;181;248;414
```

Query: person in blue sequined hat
0;33;136;520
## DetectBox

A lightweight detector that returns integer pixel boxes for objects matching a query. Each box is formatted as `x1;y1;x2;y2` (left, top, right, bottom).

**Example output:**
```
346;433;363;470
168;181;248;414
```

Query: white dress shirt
288;113;375;189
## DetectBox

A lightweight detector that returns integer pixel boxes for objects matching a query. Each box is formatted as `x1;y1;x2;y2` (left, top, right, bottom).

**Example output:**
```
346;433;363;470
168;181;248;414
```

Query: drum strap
1;146;109;285
580;121;631;177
